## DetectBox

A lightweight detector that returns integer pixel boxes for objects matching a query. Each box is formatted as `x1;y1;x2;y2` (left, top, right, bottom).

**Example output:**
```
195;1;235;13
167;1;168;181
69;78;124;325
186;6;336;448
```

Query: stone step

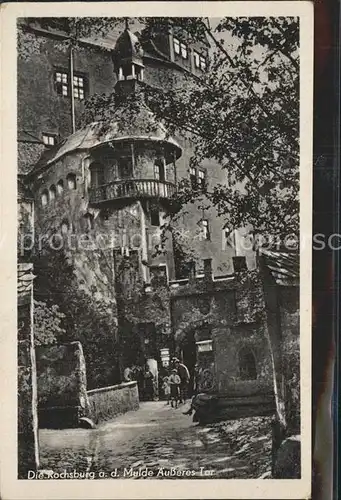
195;394;276;424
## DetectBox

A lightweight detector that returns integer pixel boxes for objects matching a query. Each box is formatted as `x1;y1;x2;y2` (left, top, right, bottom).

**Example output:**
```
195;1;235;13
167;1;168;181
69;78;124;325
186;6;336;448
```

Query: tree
143;17;300;241
79;17;299;244
33;246;120;389
18;16;299;241
33;300;66;346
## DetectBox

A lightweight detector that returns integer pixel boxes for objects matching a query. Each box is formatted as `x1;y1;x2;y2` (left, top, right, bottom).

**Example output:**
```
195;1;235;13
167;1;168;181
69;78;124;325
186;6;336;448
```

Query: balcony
89;179;177;205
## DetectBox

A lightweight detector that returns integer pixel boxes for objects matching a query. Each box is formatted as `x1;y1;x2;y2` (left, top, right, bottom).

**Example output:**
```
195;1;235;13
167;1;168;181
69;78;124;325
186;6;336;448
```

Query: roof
29;103;182;174
112;29;144;64
260;249;299;286
18;130;43;144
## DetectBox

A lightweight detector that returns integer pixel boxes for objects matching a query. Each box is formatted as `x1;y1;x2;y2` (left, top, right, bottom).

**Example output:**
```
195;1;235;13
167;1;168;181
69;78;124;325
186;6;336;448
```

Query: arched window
238;347;257;380
67;173;77;190
57;179;64;195
41;189;49;206
49;185;56;201
90;162;105;187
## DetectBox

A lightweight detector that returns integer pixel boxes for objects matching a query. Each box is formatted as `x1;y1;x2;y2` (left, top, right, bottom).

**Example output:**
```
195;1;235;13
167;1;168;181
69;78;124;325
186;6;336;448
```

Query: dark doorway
238;347;257;380
181;332;197;397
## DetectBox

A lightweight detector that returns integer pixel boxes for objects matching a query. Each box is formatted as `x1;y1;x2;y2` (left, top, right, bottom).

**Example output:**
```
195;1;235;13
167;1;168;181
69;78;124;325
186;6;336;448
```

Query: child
162;373;171;405
169;368;181;408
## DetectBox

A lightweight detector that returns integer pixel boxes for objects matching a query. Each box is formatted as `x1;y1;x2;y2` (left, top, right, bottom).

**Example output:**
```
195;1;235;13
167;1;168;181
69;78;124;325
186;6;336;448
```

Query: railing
89;179;176;204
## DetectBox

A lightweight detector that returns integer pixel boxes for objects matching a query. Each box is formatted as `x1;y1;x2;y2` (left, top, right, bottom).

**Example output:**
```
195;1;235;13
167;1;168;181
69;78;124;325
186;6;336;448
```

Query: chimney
203;258;213;281
233;256;247;273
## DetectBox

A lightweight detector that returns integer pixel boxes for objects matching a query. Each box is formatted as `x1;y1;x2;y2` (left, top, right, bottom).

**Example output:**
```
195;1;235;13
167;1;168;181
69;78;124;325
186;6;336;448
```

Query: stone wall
87;381;139;423
36;342;91;428
18;21;249;280
278;286;300;434
18;183;39;479
171;264;274;401
18;30;115;160
18;265;39;478
30;151;119;389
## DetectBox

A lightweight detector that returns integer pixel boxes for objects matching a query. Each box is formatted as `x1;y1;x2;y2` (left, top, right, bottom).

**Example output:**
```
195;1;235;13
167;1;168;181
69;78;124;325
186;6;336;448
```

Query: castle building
18;19;280;414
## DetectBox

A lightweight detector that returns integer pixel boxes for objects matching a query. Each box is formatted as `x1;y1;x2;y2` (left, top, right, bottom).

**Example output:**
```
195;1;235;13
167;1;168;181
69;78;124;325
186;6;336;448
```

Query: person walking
162;373;171;405
144;366;155;401
172;358;190;404
169;369;181;408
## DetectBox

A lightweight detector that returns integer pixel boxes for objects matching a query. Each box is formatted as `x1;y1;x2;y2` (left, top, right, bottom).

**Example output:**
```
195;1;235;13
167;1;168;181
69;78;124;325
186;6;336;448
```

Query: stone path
39;401;272;479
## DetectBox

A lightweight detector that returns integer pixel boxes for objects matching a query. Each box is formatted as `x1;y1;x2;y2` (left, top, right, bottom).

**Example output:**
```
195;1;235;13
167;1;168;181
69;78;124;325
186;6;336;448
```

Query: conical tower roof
112;28;144;66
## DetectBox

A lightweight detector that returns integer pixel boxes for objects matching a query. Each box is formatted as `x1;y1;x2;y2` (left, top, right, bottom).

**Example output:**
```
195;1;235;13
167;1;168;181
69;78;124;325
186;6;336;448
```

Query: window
150;205;160;226
173;37;188;59
180;42;188;59
173;37;180;55
57;179;64;195
154;159;165;181
42;134;56;147
190;167;206;190
55;70;87;99
194;51;200;68
67;173;77;190
154;163;160;180
201;219;210;240
198;169;206;189
90;162;105;187
118;156;133;179
49;185;56;201
73;75;85;100
193;51;207;71
190;167;197;189
238;347;257;380
200;55;207;71
55;71;69;96
41;190;49;206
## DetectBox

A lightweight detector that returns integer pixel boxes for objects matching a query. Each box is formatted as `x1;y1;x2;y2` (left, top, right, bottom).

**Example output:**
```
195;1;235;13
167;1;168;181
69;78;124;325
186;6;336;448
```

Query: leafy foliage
34;300;66;346
143;17;299;238
18;16;299;240
33;248;120;389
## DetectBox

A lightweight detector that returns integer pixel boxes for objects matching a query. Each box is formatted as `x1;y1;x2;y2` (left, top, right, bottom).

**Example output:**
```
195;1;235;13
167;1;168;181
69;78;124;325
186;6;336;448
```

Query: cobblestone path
39;402;272;479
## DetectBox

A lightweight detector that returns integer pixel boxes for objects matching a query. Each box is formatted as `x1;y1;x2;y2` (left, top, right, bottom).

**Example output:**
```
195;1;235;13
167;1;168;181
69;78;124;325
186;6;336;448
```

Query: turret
112;28;145;84
87;104;181;206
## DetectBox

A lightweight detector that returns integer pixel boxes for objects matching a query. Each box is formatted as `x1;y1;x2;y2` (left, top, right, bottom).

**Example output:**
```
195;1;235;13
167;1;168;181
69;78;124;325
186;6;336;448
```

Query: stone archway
175;320;215;396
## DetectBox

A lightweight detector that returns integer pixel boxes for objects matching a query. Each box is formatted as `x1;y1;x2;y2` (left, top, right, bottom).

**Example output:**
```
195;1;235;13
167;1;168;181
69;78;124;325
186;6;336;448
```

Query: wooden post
173;150;177;186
